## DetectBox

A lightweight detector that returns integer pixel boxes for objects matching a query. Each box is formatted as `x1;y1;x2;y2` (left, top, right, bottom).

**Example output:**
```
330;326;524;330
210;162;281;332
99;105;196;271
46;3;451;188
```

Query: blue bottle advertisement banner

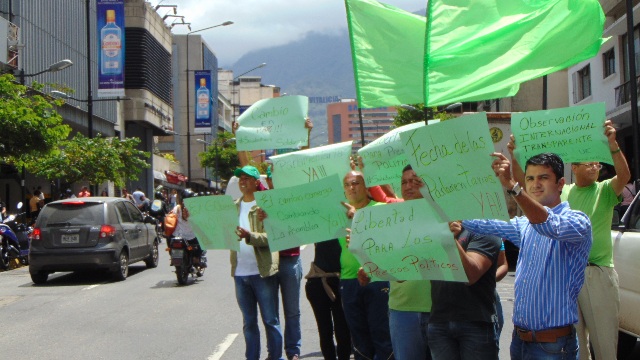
97;0;125;97
194;70;212;133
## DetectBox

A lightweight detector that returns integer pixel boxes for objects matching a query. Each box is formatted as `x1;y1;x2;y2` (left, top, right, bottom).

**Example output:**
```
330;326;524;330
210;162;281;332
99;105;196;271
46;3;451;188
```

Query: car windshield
38;203;104;227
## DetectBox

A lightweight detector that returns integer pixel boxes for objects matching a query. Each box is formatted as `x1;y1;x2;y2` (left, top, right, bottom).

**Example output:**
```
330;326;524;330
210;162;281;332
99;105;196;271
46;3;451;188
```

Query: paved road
0;244;636;359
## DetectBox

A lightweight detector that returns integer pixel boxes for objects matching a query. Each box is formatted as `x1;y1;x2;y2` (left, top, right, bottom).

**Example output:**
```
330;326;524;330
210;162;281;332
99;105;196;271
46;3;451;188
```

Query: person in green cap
231;165;283;360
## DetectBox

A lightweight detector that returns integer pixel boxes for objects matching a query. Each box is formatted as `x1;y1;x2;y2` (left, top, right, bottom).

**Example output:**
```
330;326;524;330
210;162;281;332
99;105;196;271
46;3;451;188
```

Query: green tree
393;104;455;127
33;134;150;187
199;131;240;181
0;74;70;164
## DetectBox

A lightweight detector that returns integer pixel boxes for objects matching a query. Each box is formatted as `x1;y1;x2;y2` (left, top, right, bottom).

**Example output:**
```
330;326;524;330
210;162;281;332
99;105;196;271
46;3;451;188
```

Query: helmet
181;189;196;199
154;191;164;200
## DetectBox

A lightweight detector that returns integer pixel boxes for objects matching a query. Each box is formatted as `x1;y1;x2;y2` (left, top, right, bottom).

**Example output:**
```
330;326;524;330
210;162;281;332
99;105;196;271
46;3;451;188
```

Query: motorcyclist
149;191;169;230
170;189;206;267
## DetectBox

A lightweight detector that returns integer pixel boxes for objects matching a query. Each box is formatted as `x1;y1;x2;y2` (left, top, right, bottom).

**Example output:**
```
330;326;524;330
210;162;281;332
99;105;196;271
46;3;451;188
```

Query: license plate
171;249;183;258
61;234;79;244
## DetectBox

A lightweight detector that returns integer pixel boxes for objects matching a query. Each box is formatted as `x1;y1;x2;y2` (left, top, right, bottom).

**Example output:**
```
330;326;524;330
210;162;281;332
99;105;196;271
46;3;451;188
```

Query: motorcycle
0;203;32;270
168;236;206;285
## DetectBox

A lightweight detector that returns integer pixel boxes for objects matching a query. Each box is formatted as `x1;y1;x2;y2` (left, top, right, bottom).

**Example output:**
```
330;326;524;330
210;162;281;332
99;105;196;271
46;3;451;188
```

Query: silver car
29;197;159;284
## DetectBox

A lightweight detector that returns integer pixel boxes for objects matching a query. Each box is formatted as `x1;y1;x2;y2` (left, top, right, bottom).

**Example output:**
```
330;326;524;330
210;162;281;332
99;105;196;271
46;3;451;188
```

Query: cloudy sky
152;0;423;67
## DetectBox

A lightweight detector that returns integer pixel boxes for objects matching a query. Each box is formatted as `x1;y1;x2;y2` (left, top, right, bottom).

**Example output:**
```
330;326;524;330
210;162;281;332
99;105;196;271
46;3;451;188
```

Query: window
332;114;342;143
572;65;591;103
603;49;615;78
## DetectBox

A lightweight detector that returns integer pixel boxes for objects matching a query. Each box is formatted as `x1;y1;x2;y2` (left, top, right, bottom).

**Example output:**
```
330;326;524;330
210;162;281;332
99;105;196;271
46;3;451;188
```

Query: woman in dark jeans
305;239;351;360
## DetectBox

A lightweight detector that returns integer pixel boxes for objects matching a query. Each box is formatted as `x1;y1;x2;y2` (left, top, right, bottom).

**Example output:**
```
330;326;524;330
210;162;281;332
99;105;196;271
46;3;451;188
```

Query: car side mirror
144;215;157;224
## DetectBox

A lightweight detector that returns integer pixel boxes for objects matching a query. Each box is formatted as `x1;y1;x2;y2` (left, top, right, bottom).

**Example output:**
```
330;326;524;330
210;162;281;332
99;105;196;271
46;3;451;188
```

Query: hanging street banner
358;121;425;194
97;0;125;98
270;141;353;189
183;195;240;252
349;199;467;282
194;70;213;134
255;174;349;252
236;95;309;151
399;113;510;221
511;103;612;166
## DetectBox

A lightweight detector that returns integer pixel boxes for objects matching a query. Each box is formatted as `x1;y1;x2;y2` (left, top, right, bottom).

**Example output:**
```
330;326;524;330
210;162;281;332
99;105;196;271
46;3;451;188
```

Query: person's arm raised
491;152;550;224
507;134;526;188
605;120;631;195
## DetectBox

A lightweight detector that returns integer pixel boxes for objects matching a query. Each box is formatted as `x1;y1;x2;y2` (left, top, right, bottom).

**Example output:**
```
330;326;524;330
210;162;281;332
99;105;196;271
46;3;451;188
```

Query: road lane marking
82;285;100;291
208;333;238;360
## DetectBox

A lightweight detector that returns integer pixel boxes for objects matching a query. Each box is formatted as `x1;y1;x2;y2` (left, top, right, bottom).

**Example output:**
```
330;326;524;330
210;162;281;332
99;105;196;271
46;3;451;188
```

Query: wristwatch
507;182;522;197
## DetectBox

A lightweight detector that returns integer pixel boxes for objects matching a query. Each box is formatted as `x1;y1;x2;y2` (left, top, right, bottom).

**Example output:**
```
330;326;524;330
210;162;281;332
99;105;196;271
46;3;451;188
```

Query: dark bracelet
611;148;621;154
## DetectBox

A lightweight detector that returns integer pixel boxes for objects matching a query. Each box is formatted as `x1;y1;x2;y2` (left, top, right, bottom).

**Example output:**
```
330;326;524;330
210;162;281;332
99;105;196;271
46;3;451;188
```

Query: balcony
615;76;640;107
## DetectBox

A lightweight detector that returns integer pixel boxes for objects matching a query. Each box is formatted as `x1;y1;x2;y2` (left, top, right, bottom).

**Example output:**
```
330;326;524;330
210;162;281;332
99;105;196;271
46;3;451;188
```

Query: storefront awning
165;170;187;184
153;170;166;182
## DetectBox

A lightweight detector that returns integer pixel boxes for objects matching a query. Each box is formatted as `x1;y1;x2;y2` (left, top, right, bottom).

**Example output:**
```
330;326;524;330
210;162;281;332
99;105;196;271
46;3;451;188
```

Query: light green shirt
388;280;431;312
561;179;620;266
339;201;380;279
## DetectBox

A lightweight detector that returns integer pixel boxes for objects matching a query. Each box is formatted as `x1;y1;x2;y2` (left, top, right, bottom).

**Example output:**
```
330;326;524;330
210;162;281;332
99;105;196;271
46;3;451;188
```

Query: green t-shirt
339;201;380;279
388;280;431;312
561;179;620;266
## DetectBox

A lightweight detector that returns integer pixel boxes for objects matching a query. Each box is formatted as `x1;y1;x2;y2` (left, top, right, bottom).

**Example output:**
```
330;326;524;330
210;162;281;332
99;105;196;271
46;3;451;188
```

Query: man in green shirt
510;119;630;360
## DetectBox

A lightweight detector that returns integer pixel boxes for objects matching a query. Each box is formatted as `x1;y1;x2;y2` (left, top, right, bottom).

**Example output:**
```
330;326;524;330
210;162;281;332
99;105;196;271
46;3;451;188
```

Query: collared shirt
462;201;592;331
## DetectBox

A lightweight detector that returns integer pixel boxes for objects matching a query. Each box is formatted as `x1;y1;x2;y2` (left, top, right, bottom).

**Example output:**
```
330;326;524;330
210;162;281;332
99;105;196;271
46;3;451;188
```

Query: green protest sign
183;195;240;252
511;103;611;165
236;95;309;151
349;199;468;282
255;174;348;252
358;122;424;192
399;113;509;221
270;141;353;189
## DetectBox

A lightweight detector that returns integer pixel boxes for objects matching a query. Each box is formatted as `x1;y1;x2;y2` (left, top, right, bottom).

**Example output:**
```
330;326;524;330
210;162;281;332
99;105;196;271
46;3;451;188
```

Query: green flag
426;0;605;106
345;0;425;108
345;0;605;108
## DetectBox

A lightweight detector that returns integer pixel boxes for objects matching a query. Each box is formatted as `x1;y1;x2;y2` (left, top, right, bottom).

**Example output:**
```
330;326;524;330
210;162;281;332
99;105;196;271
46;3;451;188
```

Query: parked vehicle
612;194;640;358
169;236;206;285
29;197;159;284
0;202;31;269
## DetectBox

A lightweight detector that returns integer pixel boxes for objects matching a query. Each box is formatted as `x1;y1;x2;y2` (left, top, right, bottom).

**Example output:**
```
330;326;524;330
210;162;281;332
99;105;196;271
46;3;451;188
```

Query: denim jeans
234;274;283;360
340;278;393;360
389;309;431;360
277;256;302;359
428;321;498;360
510;327;578;360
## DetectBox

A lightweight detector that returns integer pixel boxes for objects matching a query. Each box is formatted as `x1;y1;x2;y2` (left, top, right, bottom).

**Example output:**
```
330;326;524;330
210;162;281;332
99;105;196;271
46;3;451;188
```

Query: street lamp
399;104;433;125
16;58;73;222
184;21;234;187
18;59;73;84
197;137;235;191
232;62;267;123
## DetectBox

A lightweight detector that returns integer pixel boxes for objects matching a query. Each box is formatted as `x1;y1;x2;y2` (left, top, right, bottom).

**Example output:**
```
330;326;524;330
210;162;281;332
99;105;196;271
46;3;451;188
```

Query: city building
0;0;120;203
123;0;174;194
567;0;639;178
157;32;220;191
326;99;397;151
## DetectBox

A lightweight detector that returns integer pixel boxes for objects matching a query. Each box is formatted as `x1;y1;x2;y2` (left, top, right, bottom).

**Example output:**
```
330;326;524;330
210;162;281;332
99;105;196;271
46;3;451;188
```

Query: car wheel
113;250;129;281
144;241;159;268
30;271;48;284
175;265;189;285
617;331;637;359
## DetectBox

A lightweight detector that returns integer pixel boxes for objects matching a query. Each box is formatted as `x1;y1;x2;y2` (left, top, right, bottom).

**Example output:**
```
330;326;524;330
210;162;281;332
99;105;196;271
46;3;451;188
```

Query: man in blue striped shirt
462;152;592;360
